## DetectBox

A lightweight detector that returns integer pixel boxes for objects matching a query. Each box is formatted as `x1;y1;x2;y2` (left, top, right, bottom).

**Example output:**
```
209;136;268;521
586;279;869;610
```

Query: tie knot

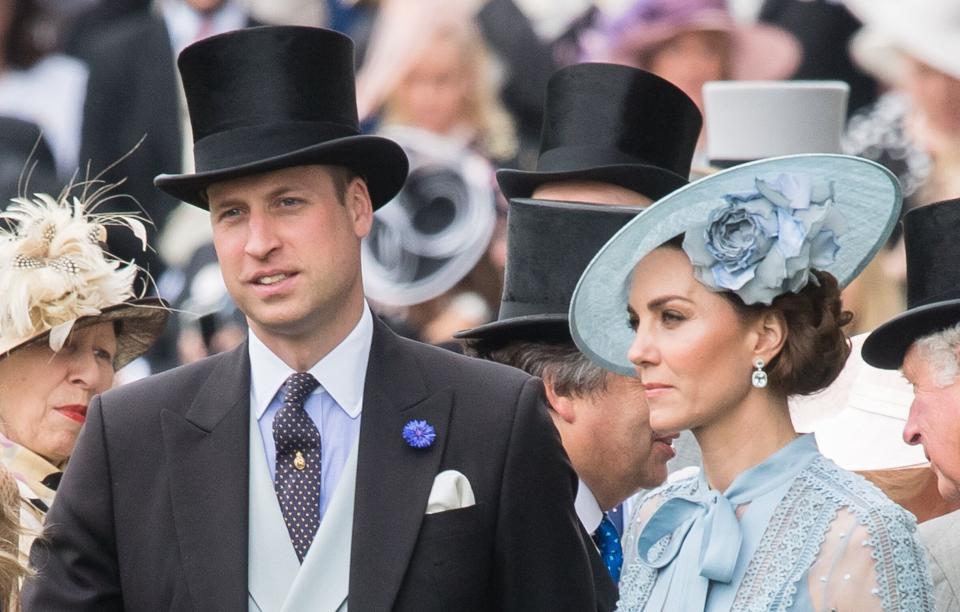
282;372;320;408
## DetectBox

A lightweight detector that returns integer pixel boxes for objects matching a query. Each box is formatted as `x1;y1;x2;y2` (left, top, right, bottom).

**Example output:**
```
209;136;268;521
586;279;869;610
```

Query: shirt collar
248;303;373;420
161;0;248;55
575;479;604;534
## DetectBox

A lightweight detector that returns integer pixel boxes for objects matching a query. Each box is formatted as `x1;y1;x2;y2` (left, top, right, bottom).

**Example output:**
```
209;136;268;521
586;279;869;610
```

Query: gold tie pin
294;451;306;471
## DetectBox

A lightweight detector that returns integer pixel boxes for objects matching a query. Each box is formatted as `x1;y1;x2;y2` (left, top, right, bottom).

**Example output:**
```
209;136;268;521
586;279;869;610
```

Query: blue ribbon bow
637;488;744;584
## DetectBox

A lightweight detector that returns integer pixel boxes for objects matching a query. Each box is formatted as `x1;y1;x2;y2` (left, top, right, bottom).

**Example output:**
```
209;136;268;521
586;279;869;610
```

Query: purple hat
585;0;801;81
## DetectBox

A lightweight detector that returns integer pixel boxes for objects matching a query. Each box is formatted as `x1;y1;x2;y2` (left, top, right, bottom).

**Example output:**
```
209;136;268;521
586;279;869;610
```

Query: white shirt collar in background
161;0;248;55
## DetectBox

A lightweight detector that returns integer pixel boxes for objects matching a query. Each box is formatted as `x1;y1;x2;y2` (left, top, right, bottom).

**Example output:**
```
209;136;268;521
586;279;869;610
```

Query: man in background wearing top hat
23;26;596;612
862;197;960;612
458;62;703;609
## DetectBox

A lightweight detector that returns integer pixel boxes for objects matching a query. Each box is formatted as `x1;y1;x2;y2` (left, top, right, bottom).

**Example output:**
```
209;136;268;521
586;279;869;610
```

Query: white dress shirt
249;303;372;521
575;479;604;535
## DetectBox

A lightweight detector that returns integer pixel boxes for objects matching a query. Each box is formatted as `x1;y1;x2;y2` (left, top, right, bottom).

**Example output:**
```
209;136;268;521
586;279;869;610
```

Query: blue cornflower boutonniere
402;419;436;449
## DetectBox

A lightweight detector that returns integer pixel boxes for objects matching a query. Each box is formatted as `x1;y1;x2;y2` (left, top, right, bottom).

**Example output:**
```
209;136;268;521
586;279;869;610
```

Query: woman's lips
56;404;87;424
642;383;674;398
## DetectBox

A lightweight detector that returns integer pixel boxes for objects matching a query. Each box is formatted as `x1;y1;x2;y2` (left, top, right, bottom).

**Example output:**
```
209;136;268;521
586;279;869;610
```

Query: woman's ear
542;374;577;425
753;309;787;365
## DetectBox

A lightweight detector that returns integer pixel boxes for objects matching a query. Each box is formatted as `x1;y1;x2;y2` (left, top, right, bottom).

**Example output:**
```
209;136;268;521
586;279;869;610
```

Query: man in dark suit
77;0;257;284
458;63;704;611
23;26;595;611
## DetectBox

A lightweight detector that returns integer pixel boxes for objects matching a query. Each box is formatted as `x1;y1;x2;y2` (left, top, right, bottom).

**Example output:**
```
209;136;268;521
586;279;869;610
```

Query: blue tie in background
593;513;624;583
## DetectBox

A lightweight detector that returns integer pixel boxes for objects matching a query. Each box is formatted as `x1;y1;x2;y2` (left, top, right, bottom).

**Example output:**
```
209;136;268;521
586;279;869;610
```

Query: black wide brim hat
455;198;642;344
863;198;960;370
496;63;701;201
154;26;408;209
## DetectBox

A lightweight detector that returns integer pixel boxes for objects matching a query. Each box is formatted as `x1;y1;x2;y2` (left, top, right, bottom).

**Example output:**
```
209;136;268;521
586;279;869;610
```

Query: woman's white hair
914;322;960;388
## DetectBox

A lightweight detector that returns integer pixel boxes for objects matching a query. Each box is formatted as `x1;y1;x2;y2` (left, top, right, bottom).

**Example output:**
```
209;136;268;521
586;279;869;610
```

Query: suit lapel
162;342;250;611
349;321;453;610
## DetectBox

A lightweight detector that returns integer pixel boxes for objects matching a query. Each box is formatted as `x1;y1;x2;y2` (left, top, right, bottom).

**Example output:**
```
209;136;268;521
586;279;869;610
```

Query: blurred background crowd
0;0;957;379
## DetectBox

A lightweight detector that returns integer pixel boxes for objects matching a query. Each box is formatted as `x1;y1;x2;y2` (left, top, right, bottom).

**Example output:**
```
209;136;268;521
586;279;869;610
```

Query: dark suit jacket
77;12;259;280
23;319;597;611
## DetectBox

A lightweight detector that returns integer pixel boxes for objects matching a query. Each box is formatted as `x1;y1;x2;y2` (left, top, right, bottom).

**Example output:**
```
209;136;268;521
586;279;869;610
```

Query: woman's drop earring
751;358;768;388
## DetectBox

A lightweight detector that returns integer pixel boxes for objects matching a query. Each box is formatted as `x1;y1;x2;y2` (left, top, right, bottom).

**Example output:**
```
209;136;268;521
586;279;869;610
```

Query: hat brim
155;135;408;210
862;299;960;370
2;298;169;370
496;164;689;201
454;314;570;342
570;154;901;376
608;15;799;81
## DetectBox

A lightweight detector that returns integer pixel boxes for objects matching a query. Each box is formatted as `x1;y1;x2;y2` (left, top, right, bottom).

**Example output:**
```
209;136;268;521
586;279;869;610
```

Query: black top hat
455;198;642;343
496;63;702;201
154;26;408;209
863;198;960;369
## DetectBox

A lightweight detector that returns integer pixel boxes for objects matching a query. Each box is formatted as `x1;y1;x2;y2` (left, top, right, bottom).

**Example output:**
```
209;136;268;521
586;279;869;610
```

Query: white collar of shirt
248;303;373;420
575;479;604;534
161;0;248;55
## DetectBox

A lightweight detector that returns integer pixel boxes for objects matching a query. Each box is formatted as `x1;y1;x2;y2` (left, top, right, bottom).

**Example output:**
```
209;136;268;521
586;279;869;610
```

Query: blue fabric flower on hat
682;173;847;305
402;419;436;449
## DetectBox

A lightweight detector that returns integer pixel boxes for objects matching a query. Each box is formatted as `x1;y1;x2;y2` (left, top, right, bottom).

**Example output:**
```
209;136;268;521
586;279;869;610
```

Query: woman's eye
94;348;114;363
627;312;639;331
661;310;685;324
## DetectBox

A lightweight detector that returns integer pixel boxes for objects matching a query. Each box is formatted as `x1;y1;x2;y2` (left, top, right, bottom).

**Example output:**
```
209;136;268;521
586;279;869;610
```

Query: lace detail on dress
733;455;934;612
616;476;699;611
617;453;933;611
732;462;835;611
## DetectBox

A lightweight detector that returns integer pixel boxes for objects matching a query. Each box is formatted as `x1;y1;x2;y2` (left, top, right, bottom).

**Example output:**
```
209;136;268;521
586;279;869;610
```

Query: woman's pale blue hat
569;154;901;377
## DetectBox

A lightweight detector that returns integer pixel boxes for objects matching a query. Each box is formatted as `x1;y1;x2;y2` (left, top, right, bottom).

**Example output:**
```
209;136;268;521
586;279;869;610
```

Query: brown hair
720;270;853;396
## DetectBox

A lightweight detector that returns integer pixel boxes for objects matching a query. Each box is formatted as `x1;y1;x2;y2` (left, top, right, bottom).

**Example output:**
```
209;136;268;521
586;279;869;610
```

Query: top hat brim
454;313;571;343
861;299;960;370
1;297;169;370
155;134;408;210
496;163;689;202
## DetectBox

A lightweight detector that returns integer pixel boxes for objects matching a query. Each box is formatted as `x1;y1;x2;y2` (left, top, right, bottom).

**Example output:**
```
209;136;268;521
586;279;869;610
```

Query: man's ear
752;309;787;366
543;374;576;424
346;177;374;238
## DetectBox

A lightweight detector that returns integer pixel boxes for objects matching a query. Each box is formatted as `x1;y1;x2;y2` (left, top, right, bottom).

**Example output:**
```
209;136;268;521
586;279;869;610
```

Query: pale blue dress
617;435;933;611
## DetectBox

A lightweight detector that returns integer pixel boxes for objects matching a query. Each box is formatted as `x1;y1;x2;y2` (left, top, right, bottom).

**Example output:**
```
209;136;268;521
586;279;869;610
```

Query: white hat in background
361;126;496;308
843;0;960;84
703;80;849;166
789;333;928;471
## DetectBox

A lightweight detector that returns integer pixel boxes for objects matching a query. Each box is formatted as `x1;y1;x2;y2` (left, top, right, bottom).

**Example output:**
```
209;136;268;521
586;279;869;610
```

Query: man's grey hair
913;321;960;388
464;339;609;398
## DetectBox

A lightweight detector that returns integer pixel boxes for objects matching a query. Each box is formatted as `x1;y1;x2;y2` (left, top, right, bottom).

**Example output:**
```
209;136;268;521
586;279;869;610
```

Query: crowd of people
0;0;958;610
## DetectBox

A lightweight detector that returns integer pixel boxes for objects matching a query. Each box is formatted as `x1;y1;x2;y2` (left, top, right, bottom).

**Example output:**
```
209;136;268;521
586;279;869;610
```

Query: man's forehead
206;164;346;201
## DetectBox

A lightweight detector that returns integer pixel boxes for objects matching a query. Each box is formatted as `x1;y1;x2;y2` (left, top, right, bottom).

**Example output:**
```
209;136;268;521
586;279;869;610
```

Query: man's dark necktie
273;372;322;563
593;513;624;583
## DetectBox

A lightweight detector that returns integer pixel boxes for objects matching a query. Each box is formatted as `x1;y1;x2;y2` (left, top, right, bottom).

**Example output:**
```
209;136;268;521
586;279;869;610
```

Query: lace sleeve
622;491;665;568
807;506;934;612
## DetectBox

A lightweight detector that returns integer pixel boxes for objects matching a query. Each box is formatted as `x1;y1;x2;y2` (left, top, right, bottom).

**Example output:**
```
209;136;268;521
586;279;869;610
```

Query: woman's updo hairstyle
721;269;852;396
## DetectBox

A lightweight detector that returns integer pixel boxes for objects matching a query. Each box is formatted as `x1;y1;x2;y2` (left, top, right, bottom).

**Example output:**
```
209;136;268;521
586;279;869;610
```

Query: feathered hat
0;184;168;368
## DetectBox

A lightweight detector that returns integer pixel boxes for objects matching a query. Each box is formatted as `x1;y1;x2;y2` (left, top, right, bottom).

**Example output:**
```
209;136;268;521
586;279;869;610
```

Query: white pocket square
425;470;476;514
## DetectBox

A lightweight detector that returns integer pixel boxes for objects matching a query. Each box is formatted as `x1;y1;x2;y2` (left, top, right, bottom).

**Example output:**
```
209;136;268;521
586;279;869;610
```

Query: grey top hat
704;80;849;167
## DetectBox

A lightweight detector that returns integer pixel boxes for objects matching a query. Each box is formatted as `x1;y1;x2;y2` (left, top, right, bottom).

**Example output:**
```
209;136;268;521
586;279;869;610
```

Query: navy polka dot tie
593;513;623;583
273;372;322;563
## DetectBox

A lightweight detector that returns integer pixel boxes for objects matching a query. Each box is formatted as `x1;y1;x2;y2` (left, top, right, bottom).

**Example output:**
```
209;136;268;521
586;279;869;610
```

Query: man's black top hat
155;26;408;209
496;63;702;201
455;198;642;343
863;198;960;369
